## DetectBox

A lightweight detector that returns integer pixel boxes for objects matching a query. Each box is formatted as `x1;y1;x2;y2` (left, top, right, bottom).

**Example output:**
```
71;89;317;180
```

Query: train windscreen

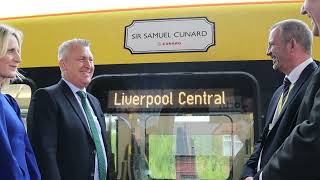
89;72;260;180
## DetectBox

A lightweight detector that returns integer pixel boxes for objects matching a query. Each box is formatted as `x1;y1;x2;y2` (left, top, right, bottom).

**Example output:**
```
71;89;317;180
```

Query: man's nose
266;49;271;56
83;59;92;67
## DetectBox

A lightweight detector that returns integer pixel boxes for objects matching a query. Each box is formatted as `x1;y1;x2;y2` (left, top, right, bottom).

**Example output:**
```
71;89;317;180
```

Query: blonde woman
0;24;40;180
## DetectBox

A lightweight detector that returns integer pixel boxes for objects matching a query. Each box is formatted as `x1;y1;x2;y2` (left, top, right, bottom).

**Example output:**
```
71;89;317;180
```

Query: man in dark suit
240;19;317;180
252;1;320;180
27;39;113;180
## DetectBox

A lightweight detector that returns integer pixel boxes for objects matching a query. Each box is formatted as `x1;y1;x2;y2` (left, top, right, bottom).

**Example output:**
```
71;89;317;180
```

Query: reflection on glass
2;84;31;126
106;112;254;180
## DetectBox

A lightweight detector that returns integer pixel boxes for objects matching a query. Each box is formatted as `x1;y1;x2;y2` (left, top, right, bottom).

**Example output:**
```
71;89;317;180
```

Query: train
1;1;317;179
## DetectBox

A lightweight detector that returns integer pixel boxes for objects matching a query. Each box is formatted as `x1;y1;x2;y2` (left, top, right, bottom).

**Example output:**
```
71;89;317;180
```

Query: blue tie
77;91;107;180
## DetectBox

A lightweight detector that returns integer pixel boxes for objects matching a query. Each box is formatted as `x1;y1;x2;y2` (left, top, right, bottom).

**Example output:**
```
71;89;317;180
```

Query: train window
1;83;32;126
89;72;260;180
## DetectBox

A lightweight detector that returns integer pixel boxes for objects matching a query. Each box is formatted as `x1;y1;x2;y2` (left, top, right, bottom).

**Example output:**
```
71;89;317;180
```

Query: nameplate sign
124;17;215;54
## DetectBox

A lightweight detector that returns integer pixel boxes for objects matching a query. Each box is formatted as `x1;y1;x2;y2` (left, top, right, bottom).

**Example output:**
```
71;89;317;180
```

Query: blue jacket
0;93;41;180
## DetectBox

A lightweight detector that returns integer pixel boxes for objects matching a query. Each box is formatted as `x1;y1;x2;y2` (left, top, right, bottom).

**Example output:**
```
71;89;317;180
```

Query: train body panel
1;1;317;68
1;1;316;179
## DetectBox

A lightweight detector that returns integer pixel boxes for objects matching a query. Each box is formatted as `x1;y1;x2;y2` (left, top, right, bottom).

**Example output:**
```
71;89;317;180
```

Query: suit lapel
277;62;317;118
260;88;282;144
87;95;110;154
262;62;317;145
265;88;282;125
59;79;110;160
87;95;107;136
58;80;91;136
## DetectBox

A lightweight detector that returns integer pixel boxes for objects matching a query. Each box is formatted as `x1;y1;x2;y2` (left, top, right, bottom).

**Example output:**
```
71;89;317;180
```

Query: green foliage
196;155;230;179
111;131;117;170
149;135;176;179
148;135;230;179
194;135;230;179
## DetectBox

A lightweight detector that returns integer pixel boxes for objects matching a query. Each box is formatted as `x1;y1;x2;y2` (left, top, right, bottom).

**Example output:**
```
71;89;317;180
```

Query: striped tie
282;77;291;105
77;91;107;180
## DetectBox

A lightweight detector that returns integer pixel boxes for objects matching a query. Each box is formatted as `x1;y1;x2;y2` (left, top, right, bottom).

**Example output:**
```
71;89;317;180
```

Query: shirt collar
62;78;86;94
286;57;313;84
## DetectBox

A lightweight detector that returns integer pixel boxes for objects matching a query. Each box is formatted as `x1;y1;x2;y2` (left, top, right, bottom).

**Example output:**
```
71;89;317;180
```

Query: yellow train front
1;1;317;179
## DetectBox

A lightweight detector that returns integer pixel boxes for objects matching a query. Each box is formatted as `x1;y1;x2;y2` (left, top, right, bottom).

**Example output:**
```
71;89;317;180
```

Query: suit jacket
0;94;41;180
27;80;114;180
240;62;318;179
255;64;320;180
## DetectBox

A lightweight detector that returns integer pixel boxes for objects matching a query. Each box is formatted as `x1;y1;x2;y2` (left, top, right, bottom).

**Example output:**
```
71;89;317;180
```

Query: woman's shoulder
3;94;20;112
3;94;17;104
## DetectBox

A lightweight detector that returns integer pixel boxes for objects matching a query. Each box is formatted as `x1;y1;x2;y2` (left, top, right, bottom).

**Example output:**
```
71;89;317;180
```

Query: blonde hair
0;24;24;89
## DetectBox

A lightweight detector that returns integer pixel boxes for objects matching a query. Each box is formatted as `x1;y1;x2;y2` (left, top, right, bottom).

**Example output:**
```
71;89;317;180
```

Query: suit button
91;172;94;177
92;150;96;155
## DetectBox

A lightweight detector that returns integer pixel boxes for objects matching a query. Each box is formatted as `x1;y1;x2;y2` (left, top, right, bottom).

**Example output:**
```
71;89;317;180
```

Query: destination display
107;89;242;111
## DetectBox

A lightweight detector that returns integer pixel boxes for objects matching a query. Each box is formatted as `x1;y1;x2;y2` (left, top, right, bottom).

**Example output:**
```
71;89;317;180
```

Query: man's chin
272;64;278;71
82;81;91;88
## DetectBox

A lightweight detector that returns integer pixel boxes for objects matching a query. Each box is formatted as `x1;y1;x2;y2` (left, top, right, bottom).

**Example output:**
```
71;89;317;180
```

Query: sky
1;0;299;18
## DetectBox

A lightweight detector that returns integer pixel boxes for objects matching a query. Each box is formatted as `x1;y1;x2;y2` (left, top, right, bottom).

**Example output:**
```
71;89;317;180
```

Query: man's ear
289;38;297;52
59;60;66;72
